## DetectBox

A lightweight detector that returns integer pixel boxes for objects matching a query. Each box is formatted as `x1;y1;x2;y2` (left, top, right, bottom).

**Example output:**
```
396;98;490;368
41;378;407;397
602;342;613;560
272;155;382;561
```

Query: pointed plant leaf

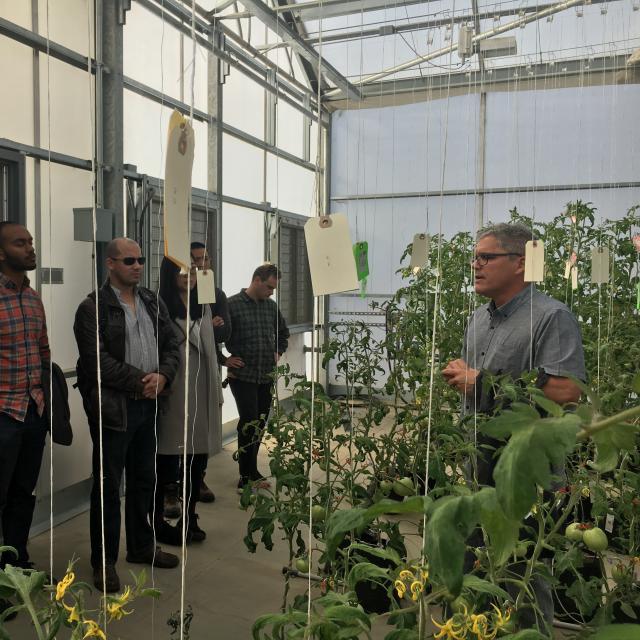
591;423;639;472
480;404;540;439
347;562;391;591
588;624;640;640
493;414;580;520
424;495;478;596
462;574;511;601
473;488;519;567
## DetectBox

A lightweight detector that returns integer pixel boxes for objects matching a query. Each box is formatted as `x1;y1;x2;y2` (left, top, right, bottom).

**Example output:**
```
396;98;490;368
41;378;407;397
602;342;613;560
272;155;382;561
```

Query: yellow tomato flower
399;569;414;581
431;615;468;640
469;613;494;639
394;579;406;598
83;620;106;639
410;580;424;601
107;585;134;621
62;601;81;623
55;572;75;601
420;568;429;582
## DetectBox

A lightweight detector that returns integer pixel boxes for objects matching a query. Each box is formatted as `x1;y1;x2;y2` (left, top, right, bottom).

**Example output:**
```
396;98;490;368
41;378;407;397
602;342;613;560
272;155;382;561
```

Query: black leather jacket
74;281;180;431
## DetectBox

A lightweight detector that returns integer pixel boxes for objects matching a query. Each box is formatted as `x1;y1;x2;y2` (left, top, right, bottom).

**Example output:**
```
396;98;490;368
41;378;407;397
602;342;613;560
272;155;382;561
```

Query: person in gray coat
152;257;224;544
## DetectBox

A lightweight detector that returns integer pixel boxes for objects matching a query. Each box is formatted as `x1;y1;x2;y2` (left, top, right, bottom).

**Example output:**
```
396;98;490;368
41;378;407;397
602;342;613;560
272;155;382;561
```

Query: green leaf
348;543;402;568
500;631;547;639
384;630;419;640
347;562;390;591
493;414;581;520
632;372;640;394
588;624;640;640
480;404;540;439
462;574;511;601
324;604;371;629
591;423;639;472
475;488;520;566
424;495;478;596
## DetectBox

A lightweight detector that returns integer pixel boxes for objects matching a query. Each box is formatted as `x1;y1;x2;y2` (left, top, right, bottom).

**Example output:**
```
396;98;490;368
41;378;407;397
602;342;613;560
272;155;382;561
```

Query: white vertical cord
419;5;455;635
44;0;55;593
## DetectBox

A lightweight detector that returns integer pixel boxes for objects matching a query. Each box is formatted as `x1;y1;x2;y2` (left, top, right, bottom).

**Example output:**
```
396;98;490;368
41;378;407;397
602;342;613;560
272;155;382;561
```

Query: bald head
106;237;140;259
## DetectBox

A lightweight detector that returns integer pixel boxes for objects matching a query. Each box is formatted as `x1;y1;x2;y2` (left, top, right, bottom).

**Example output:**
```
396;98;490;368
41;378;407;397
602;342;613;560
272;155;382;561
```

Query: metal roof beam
239;0;361;100
272;0;429;21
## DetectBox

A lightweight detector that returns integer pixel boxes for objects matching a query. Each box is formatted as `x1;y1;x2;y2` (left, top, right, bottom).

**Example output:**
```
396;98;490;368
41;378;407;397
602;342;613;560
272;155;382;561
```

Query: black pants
0;403;47;567
89;399;156;568
152;453;207;525
228;379;272;483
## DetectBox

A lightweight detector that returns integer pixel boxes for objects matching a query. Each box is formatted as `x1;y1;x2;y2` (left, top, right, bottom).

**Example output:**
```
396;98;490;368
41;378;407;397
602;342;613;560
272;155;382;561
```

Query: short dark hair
190;241;206;251
477;223;537;256
252;263;281;281
0;221;22;247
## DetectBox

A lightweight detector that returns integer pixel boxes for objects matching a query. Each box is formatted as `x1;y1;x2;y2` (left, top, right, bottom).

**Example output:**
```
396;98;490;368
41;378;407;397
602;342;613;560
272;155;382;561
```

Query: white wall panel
223;134;265;202
0;38;35;144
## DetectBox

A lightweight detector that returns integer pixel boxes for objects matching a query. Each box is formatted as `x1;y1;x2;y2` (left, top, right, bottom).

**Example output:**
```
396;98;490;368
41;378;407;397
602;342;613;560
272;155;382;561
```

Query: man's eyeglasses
471;253;522;267
111;257;146;266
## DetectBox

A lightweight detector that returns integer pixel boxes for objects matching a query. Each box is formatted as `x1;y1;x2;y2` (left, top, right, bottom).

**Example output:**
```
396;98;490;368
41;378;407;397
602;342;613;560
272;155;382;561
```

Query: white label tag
591;247;610;284
197;269;216;304
409;233;431;270
164;110;195;270
605;513;615;533
564;260;572;279
524;240;545;282
304;214;359;296
571;265;578;290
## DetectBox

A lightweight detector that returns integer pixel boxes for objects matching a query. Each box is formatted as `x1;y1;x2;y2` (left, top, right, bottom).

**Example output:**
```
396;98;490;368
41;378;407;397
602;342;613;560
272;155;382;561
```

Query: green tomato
379;480;393;495
611;563;626;582
295;557;310;573
565;523;584;543
311;505;326;522
514;543;528;558
583;527;608;552
393;477;415;497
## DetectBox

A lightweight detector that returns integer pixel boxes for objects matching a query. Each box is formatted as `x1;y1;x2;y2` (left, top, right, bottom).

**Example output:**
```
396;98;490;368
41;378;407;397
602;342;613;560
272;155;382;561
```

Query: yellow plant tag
524;240;544;282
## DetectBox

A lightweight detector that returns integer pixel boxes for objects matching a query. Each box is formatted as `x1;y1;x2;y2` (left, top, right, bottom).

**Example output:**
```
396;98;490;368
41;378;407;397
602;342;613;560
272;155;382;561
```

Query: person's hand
225;356;245;369
274;352;281;364
212;315;225;328
442;359;479;395
141;372;167;399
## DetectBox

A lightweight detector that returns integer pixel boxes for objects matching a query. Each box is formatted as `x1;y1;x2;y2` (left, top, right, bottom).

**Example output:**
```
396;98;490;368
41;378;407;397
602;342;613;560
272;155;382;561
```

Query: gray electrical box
73;207;114;243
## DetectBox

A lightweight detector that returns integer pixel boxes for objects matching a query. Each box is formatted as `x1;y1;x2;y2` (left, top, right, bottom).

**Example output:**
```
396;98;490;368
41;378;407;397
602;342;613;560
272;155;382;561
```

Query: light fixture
575;5;584;16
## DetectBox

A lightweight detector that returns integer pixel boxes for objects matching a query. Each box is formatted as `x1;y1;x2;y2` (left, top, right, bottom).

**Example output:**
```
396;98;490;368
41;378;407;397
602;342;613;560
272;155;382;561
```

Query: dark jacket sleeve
156;297;180;385
73;298;146;394
276;306;289;354
211;288;231;344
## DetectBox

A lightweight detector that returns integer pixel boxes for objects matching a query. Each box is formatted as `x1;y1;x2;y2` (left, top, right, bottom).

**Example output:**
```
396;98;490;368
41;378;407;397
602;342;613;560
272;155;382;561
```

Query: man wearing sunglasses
74;237;180;592
442;222;585;631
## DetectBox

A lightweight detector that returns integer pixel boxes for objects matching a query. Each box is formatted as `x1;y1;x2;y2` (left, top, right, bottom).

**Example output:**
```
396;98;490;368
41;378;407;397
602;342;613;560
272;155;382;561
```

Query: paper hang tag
409;233;431;270
353;242;370;281
164;110;195;270
196;269;216;304
524;240;545;282
604;513;615;533
632;234;640;252
571;265;578;290
564;260;572;279
591;247;610;284
304;214;359;296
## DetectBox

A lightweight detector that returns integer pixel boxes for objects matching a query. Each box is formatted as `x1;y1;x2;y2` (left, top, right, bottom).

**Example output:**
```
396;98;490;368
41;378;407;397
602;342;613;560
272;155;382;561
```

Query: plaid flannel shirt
0;272;50;421
226;289;289;384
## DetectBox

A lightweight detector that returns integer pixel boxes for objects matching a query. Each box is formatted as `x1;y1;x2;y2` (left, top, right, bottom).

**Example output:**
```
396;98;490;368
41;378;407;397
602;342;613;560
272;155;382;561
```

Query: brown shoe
126;546;179;569
199;476;215;503
93;564;120;593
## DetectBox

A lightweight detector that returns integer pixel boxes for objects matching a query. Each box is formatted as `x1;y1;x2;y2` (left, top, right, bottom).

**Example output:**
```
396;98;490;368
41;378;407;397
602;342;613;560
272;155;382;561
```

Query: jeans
89;399;156;568
0;402;47;567
228;379;272;483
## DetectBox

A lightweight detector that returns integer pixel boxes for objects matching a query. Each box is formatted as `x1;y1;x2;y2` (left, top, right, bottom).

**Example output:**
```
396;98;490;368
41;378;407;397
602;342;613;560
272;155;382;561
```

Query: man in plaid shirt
223;264;289;491
0;222;50;619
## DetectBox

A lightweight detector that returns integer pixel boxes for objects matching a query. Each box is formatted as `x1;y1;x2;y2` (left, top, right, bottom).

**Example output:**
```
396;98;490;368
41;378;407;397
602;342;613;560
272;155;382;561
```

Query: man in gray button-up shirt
443;223;585;408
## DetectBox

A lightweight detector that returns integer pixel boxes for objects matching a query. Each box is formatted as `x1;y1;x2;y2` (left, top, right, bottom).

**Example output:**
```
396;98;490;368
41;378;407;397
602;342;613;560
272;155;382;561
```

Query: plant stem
577;404;640;440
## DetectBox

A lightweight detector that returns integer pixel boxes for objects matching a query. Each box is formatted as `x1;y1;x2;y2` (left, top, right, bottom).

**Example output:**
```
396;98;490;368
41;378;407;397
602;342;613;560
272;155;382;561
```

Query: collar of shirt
0;272;30;291
488;284;534;320
110;283;138;302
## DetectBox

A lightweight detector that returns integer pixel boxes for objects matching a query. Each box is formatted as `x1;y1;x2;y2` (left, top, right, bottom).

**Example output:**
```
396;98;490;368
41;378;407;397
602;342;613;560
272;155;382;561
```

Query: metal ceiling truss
325;54;632;107
270;0;429;21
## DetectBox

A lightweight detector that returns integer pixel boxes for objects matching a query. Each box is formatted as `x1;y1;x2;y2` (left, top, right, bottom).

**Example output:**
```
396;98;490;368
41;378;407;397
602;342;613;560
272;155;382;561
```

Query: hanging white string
43;0;55;596
419;5;456;636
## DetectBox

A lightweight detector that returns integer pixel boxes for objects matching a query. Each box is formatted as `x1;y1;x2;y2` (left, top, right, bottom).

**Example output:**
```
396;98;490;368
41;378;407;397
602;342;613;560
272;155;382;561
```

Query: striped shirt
0;272;50;421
